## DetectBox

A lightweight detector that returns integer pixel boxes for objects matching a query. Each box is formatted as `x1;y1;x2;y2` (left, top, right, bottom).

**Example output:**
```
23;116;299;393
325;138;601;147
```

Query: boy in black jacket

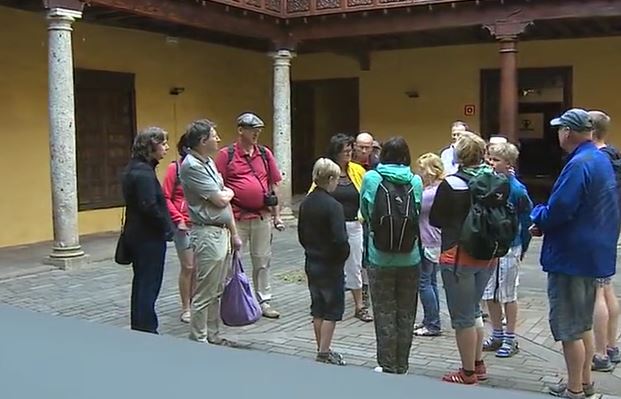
298;158;350;366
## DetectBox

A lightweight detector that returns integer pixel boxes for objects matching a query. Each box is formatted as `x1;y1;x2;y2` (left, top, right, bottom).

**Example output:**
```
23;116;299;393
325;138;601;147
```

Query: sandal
496;340;519;358
414;326;441;337
482;336;503;352
442;369;478;385
355;307;373;322
316;350;346;366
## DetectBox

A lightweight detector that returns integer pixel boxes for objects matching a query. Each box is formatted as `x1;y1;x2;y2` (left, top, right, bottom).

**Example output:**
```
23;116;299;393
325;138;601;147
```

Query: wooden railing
205;0;474;18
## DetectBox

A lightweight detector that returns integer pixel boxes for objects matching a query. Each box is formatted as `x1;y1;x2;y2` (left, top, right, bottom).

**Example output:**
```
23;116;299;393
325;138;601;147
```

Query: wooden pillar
485;21;532;143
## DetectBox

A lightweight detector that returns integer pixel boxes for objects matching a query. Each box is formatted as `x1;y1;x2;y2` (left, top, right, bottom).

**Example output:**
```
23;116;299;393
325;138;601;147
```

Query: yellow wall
3;2;621;248
293;37;621;158
0;6;272;247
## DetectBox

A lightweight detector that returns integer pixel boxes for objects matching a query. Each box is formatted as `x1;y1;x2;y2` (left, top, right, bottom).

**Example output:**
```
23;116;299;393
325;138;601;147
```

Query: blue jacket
508;175;533;252
531;141;619;278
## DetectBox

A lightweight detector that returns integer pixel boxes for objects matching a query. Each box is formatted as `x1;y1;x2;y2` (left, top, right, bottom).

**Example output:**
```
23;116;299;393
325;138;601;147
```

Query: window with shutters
75;69;136;211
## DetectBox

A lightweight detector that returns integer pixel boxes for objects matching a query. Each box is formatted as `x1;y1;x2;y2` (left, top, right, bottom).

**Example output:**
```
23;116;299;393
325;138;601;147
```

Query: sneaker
261;303;280;319
549;382;594;398
475;361;487;381
316;350;346;366
180;310;191;324
482;336;503;352
373;366;384;373
592;355;614;372
496;340;519;358
607;346;621;363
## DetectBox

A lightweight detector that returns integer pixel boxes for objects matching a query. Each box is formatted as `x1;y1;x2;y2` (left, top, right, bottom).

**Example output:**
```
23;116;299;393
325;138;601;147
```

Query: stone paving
0;230;620;397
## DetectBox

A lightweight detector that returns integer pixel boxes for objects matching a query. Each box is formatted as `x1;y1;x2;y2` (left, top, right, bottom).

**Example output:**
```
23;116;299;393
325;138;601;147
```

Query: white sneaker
180;310;191;323
374;366;383;373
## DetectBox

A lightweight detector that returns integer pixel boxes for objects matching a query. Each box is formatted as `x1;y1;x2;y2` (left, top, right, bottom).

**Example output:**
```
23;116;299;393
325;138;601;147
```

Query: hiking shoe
592;355;614;372
608;346;621;363
261;303;280;319
316;350;346;366
549;382;594;398
482;336;503;352
496;340;519;358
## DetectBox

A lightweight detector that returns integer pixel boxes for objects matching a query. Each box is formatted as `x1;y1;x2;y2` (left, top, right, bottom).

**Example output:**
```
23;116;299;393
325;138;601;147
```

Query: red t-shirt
214;142;282;221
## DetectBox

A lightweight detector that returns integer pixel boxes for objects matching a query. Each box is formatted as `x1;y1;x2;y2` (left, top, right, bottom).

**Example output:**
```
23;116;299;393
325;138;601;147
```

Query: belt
194;223;227;229
345;218;359;222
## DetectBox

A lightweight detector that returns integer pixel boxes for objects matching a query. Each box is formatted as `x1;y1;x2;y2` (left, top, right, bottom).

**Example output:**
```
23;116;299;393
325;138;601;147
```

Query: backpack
370;177;419;253
600;146;621;206
455;170;518;260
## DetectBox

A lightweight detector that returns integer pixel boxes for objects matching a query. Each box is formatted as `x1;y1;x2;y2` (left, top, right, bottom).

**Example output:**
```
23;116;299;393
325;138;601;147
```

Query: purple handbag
220;251;262;327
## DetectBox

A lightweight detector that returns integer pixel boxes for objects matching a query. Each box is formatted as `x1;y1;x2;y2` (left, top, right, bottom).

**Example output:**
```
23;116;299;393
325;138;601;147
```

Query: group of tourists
117;106;620;399
298;109;620;398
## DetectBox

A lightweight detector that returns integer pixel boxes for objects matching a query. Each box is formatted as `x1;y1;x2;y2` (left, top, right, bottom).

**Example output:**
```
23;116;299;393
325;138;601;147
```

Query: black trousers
130;239;167;334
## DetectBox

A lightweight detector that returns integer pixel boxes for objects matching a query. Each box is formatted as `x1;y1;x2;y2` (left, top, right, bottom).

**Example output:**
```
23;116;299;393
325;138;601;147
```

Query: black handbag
114;209;132;265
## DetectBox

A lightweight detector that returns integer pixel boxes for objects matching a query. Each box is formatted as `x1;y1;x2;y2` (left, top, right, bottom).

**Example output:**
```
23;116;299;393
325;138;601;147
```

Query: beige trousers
189;225;230;342
237;217;272;303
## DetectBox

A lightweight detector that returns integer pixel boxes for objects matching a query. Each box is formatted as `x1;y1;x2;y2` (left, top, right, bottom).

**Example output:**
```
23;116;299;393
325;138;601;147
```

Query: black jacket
298;187;350;275
121;157;173;242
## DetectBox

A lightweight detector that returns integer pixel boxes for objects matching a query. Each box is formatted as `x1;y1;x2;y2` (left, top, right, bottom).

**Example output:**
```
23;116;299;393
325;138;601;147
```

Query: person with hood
588;110;621;372
360;136;423;374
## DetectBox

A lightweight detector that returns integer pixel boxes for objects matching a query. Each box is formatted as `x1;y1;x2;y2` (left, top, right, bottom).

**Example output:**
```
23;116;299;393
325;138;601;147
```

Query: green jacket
360;163;423;268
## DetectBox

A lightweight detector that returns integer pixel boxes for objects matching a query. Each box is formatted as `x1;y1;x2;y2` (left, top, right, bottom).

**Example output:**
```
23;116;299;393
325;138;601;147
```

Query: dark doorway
291;78;359;194
480;67;572;203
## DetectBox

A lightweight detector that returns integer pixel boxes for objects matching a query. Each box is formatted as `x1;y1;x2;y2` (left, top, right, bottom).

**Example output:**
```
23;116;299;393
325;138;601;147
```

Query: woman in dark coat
121;127;173;334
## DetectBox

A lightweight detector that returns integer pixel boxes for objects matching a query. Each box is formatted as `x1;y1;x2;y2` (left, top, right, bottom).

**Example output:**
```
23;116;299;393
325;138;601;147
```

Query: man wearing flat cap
530;108;619;399
214;112;283;319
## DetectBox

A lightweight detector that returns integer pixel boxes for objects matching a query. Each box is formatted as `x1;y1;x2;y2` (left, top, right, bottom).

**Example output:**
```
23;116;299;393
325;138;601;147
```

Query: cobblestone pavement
0;231;620;396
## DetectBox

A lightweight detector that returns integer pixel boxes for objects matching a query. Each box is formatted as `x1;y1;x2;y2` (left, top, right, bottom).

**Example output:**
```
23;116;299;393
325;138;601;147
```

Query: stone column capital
47;7;82;31
270;49;296;66
484;20;533;42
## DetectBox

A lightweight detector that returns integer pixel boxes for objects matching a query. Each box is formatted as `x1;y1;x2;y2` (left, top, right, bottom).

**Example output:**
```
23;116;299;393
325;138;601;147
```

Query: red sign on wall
464;104;476;116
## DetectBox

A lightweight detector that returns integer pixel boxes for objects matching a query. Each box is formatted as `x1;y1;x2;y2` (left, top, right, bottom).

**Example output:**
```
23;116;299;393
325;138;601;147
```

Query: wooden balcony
206;0;473;18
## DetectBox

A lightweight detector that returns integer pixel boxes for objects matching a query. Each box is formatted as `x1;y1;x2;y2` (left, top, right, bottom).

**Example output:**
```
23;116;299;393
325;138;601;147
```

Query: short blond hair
488;142;520;166
417;153;445;184
455;131;486;167
312;158;341;188
589;110;611;141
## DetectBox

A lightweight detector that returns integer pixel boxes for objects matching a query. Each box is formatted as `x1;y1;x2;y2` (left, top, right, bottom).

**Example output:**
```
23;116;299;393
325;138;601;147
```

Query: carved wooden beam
289;0;621;40
42;0;85;11
88;0;285;40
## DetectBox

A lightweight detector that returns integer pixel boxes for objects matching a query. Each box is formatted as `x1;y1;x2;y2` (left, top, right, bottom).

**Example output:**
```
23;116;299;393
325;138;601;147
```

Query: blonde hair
417;153;445;185
312;158;341;188
455;131;487;167
488;142;520;166
589;110;611;141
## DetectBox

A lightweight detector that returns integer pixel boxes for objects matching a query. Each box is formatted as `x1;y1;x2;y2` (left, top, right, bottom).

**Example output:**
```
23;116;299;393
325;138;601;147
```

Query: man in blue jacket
530;109;620;399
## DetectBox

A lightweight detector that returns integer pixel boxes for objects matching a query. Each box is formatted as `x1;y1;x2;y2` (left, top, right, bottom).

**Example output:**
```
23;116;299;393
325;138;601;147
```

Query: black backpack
370;177;419;253
455;170;517;260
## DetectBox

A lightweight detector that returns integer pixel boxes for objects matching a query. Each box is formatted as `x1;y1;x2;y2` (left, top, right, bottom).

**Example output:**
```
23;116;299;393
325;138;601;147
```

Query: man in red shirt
215;113;284;319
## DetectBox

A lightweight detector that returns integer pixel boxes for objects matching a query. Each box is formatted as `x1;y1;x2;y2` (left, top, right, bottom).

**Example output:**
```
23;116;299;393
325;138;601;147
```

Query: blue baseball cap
550;108;593;131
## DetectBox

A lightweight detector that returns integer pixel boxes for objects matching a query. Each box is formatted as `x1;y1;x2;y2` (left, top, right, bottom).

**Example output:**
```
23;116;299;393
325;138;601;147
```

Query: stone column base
43;252;90;270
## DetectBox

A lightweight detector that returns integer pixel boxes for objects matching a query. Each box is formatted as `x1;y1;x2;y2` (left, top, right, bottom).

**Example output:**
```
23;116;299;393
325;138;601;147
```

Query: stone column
44;7;87;269
271;49;295;220
485;21;532;143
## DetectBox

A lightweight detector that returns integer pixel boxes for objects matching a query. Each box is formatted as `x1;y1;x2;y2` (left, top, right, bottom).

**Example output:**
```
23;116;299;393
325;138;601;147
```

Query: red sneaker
442;369;478;385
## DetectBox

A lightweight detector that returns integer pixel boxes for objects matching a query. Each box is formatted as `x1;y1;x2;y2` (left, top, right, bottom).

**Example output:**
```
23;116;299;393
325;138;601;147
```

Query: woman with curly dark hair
121;126;173;334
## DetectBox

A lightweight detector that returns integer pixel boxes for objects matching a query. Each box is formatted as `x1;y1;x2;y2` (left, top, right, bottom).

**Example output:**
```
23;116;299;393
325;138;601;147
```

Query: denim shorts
441;264;494;329
548;273;596;342
307;274;345;322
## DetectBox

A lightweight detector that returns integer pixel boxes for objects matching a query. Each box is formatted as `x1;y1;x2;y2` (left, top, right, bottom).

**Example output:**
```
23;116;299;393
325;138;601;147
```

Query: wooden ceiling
3;0;621;55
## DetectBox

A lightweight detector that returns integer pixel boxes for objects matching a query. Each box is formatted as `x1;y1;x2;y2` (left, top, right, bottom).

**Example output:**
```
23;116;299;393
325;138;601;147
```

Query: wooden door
75;69;136;210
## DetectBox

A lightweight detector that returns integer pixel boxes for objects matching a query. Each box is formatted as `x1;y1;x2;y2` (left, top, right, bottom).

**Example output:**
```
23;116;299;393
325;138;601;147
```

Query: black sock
463;369;475;376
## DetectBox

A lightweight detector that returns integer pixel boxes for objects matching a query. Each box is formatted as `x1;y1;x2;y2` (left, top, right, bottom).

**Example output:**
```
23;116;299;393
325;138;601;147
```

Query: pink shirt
214;142;282;221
